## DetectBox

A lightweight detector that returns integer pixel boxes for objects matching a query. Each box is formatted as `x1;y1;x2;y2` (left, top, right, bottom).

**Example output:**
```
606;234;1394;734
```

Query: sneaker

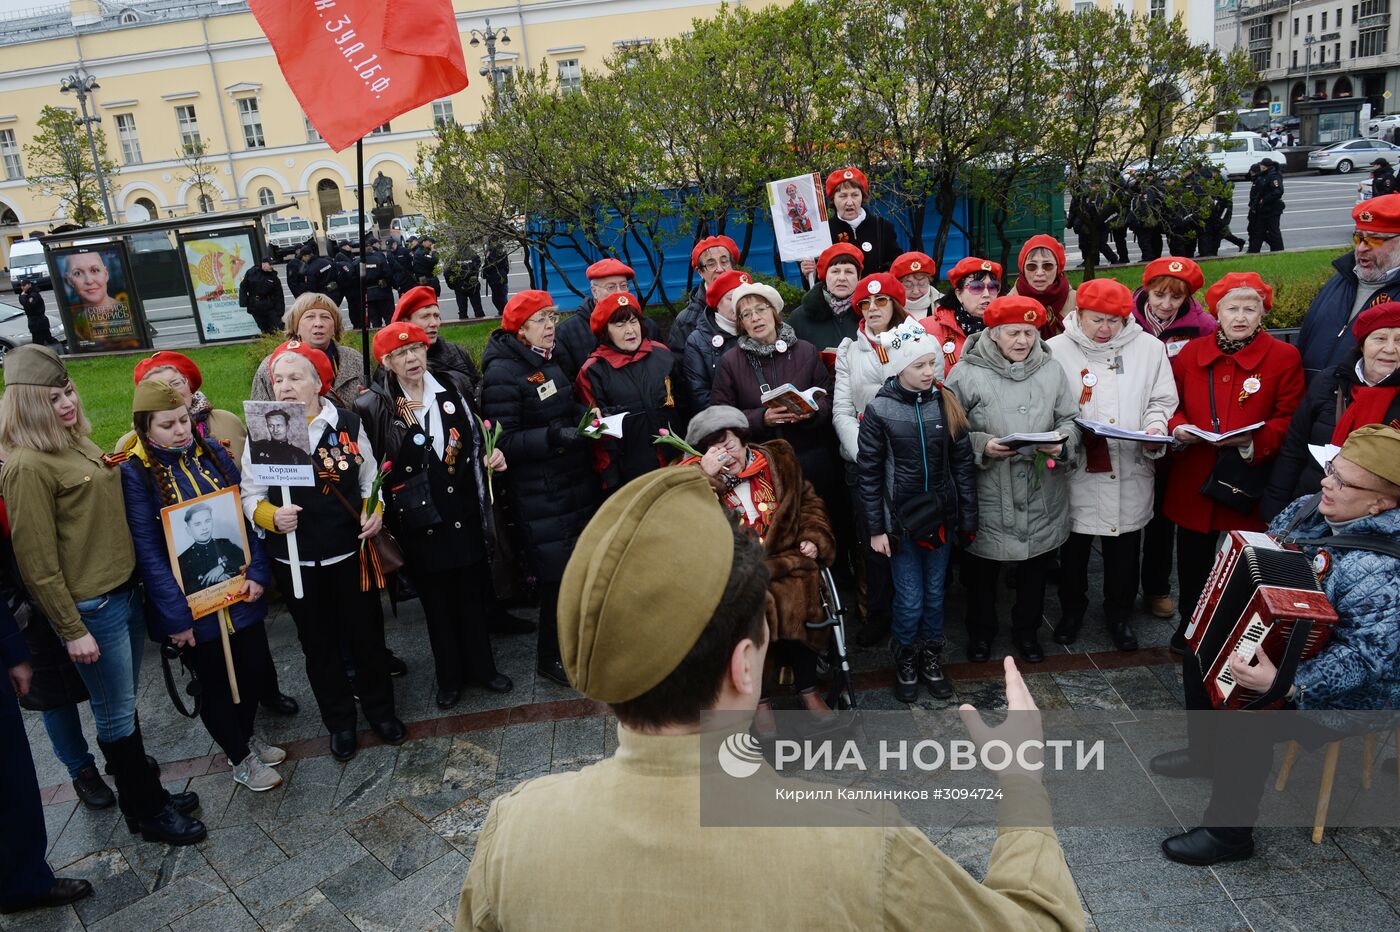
918;640;955;700
232;753;283;792
892;642;919;704
249;736;286;767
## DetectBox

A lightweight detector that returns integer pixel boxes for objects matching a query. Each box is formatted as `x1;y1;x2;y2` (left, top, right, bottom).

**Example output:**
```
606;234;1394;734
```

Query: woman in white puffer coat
1047;278;1178;651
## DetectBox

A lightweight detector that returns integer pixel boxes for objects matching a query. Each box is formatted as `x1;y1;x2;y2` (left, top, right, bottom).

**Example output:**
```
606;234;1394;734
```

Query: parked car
265;216;317;261
7;239;50;292
1198;132;1276;178
324;211;365;251
388;213;427;246
1308;138;1400;173
1364;115;1400;139
0;300;65;363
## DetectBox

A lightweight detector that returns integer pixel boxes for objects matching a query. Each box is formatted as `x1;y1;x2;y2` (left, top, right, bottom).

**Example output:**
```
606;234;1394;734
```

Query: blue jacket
1271;496;1400;711
1297;253;1400;383
121;440;270;644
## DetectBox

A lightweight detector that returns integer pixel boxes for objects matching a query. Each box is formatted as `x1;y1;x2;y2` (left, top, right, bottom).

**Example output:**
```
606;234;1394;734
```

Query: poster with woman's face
51;243;151;353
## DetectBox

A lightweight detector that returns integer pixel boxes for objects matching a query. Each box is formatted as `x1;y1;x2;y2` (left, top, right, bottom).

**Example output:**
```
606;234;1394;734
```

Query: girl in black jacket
857;321;977;704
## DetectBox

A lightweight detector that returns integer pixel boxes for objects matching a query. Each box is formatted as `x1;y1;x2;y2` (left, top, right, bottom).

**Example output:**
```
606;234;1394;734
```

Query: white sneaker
232;753;283;792
249;736;286;766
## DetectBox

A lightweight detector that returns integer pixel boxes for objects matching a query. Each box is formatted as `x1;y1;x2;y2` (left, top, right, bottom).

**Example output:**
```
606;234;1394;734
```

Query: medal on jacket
1239;373;1261;406
1312;550;1331;579
1079;368;1095;406
443;427;461;471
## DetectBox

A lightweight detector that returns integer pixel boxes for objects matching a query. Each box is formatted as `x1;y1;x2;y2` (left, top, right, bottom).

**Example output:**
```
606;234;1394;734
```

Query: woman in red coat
1163;272;1304;650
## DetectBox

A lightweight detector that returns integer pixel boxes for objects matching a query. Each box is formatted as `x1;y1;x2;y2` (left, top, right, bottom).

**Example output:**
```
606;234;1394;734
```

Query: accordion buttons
1109;418;1116;424
1110;474;1116;479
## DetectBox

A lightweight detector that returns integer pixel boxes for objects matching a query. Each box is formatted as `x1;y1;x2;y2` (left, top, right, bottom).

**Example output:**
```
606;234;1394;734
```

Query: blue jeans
71;587;145;743
41;705;95;778
889;535;952;647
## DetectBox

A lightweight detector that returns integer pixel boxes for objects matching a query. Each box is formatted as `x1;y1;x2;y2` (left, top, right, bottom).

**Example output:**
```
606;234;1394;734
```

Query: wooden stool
1274;729;1400;843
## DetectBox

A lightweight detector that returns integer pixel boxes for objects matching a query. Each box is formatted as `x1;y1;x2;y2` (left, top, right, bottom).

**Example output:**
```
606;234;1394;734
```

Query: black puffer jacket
555;300;663;381
480;329;600;582
574;340;677;495
682;309;741;413
1259;359;1400;520
856;377;978;542
668;284;707;357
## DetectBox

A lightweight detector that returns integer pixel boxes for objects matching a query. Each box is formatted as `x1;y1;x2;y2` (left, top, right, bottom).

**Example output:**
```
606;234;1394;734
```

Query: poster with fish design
178;227;262;343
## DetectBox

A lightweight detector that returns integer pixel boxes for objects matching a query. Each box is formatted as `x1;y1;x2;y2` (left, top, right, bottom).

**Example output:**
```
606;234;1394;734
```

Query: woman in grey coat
944;295;1080;664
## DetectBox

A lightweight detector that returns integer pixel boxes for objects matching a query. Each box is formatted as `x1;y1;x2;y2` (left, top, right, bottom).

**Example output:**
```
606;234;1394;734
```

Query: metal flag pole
356;137;371;374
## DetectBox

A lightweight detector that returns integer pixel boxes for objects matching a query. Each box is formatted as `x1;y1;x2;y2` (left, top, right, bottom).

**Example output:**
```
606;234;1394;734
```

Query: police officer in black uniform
239;257;286;333
392;236;417;296
286;248;308;298
17;281;53;347
302;249;343;308
1248;157;1286;253
484;240;510;314
444;248;484;319
335;241;363;329
411;236;441;296
362;236;396;328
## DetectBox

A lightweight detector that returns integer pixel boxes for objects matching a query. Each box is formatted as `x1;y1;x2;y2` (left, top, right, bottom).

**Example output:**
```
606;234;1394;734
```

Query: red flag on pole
248;0;468;153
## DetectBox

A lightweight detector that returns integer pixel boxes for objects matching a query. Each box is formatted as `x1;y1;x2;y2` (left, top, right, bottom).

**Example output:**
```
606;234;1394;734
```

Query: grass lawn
63;245;1347;447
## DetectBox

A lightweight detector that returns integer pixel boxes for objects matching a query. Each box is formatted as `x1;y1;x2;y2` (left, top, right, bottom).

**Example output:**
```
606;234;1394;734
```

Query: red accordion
1185;531;1339;710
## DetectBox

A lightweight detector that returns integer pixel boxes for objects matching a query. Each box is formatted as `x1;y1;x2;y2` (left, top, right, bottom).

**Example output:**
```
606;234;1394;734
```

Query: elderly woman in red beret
799;167;901;277
789;242;864;354
1047;279;1177;650
1261;302;1400;519
1164;272;1305;650
891;251;940;321
923;257;1002;372
1008;235;1075;339
574;292;677;495
389;285;481;394
480;291;601;687
354;323;512;709
554;258;663;380
240;340;403;763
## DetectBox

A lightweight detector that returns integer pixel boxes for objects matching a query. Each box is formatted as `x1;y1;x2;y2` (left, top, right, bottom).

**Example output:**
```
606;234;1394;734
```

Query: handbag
387;468;443;532
327;481;406;578
1197;363;1270;514
897;488;945;543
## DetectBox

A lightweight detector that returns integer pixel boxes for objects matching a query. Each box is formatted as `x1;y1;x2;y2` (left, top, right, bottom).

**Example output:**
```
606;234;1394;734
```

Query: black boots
893;643;919;703
72;762;115;809
918;641;954;700
97;733;206;846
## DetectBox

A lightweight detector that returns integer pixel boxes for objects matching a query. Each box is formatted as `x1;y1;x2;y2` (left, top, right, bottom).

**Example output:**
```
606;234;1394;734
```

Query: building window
370;123;391;135
1149;0;1165;19
558;58;582;93
175;105;200;152
1338;8;1343;25
113;113;142;164
1277;51;1283;67
1073;0;1093;11
257;187;276;207
432;100;455;127
1250;49;1269;70
237;97;265;149
1315;79;1327;95
1292;49;1299;67
0;129;22;180
1351;39;1357;56
1336;41;1342;59
1322;11;1328;27
1277;20;1283;37
1353;4;1359;21
198;194;214;213
304;117;322;143
1294;17;1299;34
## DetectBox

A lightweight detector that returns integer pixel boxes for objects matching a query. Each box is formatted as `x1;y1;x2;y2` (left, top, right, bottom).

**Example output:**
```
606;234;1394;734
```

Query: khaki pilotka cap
558;467;734;704
1339;425;1400;488
3;344;68;388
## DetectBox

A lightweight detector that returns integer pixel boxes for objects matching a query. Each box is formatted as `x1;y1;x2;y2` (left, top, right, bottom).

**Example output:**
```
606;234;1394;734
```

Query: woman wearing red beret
923;257;1002;372
574;293;677;495
1008;235;1075;339
789;243;864;355
890;251;940;321
120;351;248;461
798;167;901;278
1260;302;1400;519
1163;272;1305;650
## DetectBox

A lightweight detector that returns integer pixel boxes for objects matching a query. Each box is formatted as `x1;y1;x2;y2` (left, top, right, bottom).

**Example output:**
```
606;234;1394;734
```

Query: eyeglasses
961;280;1001;296
593;281;631;295
738;307;771;322
1353;230;1400;249
700;258;733;273
525;311;559;327
1324;458;1389;494
856;296;894;311
163;375;189;389
385;344;426;363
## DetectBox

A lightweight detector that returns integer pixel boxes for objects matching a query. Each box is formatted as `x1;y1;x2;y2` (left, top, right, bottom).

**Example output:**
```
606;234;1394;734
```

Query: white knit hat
878;320;940;378
729;281;784;316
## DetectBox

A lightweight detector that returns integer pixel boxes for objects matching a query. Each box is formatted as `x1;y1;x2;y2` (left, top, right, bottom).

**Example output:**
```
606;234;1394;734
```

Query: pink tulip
381;460;393;471
591;419;601;428
659;428;670;437
1045;458;1056;469
482;420;492;431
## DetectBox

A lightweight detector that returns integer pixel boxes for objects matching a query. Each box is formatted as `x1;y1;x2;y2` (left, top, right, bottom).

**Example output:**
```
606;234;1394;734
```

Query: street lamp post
59;70;115;225
1303;34;1317;95
468;20;511;111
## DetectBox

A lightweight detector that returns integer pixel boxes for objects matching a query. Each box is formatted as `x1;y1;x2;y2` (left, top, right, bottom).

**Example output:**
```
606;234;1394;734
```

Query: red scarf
1018;275;1071;338
1332;384;1400;444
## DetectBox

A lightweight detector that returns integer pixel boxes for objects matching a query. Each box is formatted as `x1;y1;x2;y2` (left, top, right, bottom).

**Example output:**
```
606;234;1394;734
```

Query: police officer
412;235;441;296
17;280;53;347
455;468;1081;930
444;248;484;319
362;236;395;328
335;241;364;329
239;257;285;334
286;247;309;298
392;236;417;296
302;248;343;309
484;240;510;314
1248;157;1286;253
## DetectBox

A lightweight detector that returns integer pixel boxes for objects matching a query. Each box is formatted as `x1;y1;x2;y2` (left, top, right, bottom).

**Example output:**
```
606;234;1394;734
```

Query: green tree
176;137;220;213
23;104;117;225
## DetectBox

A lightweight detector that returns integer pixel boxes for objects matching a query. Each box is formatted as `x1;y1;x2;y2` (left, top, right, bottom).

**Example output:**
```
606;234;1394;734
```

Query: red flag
248;0;468;152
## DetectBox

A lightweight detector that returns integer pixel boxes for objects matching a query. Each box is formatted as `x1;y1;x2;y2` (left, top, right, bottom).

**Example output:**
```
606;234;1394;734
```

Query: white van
1195;132;1275;178
7;239;49;292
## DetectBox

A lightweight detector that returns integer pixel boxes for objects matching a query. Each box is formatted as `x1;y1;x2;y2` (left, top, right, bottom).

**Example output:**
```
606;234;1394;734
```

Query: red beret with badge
852;273;907;312
501;290;556;333
391;285;440;323
133;351;202;392
372;322;430;364
947;256;1003;290
269;340;335;395
1205;271;1273;315
1353;300;1400;341
1353;193;1400;234
890;251;936;281
1017;234;1066;275
817;242;864;279
690;235;740;269
586;258;636;280
706;269;751;309
825;166;869;199
983;295;1046;330
590;291;643;335
1075;278;1134;318
1142;256;1205;294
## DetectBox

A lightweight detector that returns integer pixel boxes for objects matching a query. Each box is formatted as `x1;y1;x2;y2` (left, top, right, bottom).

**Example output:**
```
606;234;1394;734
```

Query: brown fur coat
750;440;836;650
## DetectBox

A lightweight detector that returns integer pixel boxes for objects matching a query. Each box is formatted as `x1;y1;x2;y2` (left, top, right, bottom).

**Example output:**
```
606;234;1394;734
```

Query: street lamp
58;70;115;225
1303;34;1318;94
469;20;511;111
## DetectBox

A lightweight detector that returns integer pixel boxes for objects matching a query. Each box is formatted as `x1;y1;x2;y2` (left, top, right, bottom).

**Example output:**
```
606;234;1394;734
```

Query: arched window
198;194;214;213
1333;76;1354;99
257;187;276;207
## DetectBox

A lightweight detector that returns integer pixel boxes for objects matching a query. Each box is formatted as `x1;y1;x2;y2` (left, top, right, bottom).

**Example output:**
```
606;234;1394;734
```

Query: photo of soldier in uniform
160;487;253;616
177;503;247;591
248;406;312;466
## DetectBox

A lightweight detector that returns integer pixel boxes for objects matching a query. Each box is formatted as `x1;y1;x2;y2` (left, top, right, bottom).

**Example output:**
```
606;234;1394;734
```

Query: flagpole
356;137;370;374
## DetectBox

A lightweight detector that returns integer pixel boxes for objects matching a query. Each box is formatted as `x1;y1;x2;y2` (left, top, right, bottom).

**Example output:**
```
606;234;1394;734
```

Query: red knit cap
706;269;751;308
1141;256;1205;294
590;292;643;335
585;258;635;280
1353;301;1400;341
1205;272;1273;315
133;351;202;392
372;322;430;364
890;251;936;280
947;256;1002;290
825;167;869;199
269;340;335;395
392;285;439;323
501;290;556;333
690;235;739;269
1075;278;1134;318
1017;235;1066;274
817;242;864;279
852;273;907;312
983;295;1046;329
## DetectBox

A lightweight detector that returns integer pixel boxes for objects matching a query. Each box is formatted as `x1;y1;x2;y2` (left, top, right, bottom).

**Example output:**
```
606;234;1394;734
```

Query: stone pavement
8;555;1400;932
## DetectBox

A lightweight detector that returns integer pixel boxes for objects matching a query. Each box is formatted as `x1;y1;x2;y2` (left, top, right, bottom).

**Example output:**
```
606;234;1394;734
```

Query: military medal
1312;550;1331;579
443;427;461;469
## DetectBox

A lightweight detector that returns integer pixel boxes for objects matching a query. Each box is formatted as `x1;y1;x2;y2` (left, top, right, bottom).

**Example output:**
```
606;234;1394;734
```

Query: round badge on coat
1312;550;1331;578
861;242;872;252
413;433;427;446
774;340;788;354
443;401;456;415
1082;372;1098;387
337;460;350;471
712;334;724;348
943;340;956;354
1243;377;1262;395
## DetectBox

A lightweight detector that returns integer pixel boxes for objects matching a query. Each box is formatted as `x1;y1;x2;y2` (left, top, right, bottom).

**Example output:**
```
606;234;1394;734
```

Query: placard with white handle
281;486;304;599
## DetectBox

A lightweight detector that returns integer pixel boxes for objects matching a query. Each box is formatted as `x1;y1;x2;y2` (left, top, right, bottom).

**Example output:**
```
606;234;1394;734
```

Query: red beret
852;273;907;312
947;256;1002;290
372;322;430;364
269;340;335;395
690;235;739;269
1354;301;1400;341
1353;193;1400;234
1017;235;1066;274
890;251;936;280
983;295;1046;330
1205;272;1273;314
585;258;635;280
590;292;642;335
825;167;869;199
706;269;751;308
392;285;439;323
501;290;556;333
133;351;202;393
817;242;864;279
1142;256;1205;293
1075;278;1134;318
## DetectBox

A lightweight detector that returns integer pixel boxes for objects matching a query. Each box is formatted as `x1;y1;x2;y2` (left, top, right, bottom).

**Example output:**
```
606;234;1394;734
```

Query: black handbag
1197;363;1270;514
387;468;442;532
897;488;946;543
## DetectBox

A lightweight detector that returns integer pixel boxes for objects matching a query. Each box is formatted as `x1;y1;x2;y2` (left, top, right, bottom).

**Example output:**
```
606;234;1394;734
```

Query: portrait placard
161;487;252;620
767;172;832;263
243;400;315;487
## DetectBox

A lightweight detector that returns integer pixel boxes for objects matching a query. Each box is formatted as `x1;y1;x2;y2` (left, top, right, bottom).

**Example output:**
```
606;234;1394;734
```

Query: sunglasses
1353;230;1400;249
961;280;1002;296
856;295;894;311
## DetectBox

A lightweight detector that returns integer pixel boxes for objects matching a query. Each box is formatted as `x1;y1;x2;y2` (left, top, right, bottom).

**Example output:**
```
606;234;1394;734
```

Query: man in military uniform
17;280;53;347
335;241;363;329
239;257;285;334
176;503;246;592
1247;157;1286;253
252;410;308;465
411;235;441;296
302;250;343;309
455;469;1080;931
362;236;396;328
444;248;483;319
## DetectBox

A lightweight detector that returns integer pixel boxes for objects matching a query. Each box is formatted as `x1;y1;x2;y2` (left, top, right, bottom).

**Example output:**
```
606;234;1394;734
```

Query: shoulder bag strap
1206;363;1220;433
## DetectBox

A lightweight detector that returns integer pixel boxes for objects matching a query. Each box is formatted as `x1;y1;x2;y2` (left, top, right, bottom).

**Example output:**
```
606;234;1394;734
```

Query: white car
1307;138;1400;174
1364;115;1400;139
264;216;316;261
1197;132;1276;178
